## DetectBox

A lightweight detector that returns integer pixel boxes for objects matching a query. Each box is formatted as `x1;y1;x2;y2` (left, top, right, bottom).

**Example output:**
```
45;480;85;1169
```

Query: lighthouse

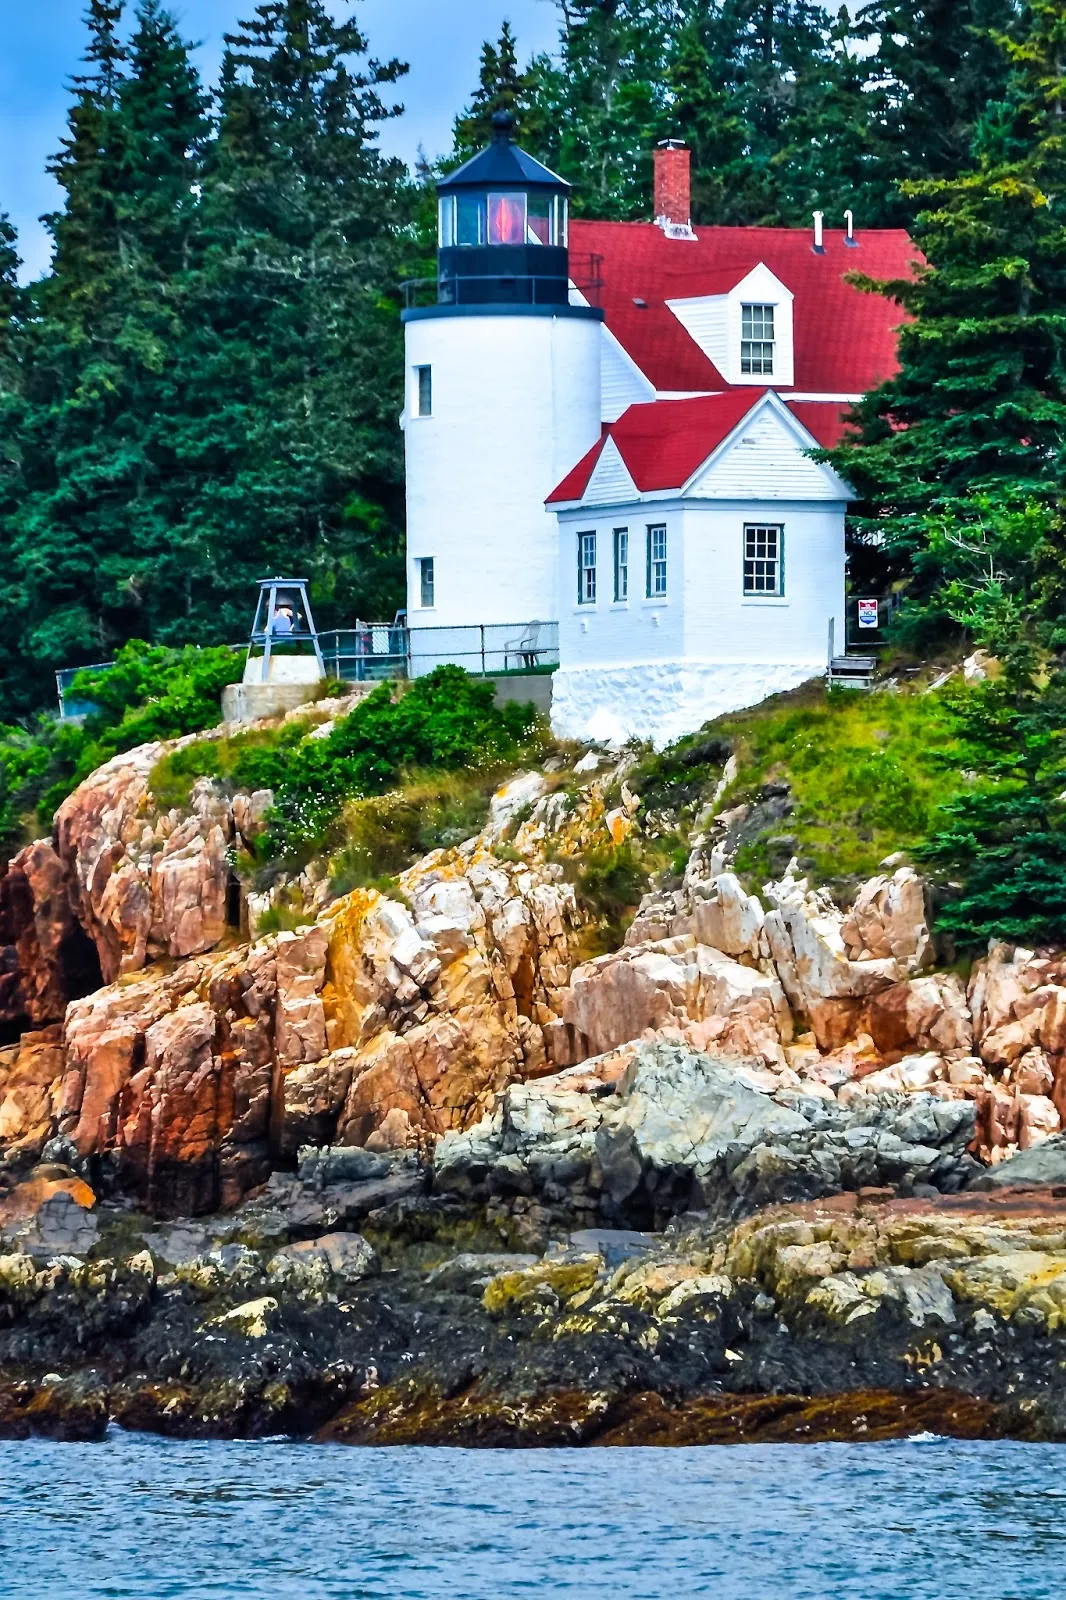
401;113;604;650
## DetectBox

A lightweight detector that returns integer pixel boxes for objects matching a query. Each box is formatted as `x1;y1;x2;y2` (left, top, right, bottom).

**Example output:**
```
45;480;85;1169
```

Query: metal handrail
401;256;605;311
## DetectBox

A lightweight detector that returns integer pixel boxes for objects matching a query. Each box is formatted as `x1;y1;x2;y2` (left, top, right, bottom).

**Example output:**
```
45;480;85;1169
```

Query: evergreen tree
528;0;676;218
855;0;1023;224
177;0;411;639
0;0;412;718
0;216;21;395
667;0;848;226
454;23;544;157
0;216;25;635
6;1;209;705
916;663;1066;950
827;0;1066;643
43;0;126;301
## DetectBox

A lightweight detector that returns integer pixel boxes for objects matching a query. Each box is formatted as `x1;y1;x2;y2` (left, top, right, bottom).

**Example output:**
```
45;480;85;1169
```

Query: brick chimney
654;140;692;233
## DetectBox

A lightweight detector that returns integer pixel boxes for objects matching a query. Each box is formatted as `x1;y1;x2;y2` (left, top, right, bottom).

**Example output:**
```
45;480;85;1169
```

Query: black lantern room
436;111;571;308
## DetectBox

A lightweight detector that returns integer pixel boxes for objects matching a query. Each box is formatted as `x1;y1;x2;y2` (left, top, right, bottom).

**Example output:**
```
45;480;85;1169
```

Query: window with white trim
419;557;435;609
577;531;597;604
613;528;629;601
743;524;784;596
414;365;432;417
741;303;775;376
646;524;667;597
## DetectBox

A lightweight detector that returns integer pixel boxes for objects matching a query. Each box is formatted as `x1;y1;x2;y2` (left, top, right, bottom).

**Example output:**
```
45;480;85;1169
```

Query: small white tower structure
402;113;603;653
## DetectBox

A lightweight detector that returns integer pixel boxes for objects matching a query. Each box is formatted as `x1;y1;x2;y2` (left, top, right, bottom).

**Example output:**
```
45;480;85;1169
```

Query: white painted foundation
551;660;824;748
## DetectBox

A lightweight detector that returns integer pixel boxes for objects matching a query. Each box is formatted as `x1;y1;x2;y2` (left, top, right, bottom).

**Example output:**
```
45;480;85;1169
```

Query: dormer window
741;304;775;376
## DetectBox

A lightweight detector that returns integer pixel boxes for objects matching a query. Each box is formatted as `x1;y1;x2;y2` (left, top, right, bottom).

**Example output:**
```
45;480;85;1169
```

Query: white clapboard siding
582;437;641;506
665;294;730;377
689;407;841;501
600;327;655;422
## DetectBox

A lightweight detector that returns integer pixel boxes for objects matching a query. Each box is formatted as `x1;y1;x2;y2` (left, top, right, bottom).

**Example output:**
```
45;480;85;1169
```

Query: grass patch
555;835;684;958
326;767;507;896
711;686;968;889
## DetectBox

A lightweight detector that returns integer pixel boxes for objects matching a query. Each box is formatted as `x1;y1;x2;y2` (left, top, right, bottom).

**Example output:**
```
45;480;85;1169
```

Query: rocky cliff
3;726;1066;1443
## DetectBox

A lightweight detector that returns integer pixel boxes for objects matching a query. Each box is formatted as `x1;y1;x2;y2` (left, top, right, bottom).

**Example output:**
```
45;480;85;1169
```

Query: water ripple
0;1433;1062;1599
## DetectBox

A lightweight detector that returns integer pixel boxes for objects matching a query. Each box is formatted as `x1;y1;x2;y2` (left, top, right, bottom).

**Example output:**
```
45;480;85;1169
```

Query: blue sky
1;0;561;280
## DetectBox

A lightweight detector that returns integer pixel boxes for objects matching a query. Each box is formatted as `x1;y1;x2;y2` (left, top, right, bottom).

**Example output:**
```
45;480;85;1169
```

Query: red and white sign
857;599;880;630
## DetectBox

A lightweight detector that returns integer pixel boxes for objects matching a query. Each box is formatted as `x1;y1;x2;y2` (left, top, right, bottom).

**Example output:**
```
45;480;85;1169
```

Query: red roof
788;399;860;450
569;220;918;394
547;393;851;503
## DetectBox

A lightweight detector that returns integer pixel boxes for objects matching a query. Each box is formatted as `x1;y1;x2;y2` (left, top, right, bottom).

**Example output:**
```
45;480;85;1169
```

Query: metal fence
319;626;408;683
313;621;560;685
55;622;560;717
55;662;114;721
410;620;559;679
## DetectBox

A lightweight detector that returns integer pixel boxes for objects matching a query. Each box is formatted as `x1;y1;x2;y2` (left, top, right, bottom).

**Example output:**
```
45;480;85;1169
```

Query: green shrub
0;640;244;847
264;667;541;861
149;723;308;811
564;838;681;957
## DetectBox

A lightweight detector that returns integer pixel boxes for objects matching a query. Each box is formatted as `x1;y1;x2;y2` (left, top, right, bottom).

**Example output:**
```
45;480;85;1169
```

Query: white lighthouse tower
402;113;603;660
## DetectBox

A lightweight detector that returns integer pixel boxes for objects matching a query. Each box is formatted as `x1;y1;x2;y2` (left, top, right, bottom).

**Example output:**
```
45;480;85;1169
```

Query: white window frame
418;556;435;609
577;531;597;605
743;524;784;597
613;527;629;602
646;524;667;598
555;195;569;247
741;303;775;377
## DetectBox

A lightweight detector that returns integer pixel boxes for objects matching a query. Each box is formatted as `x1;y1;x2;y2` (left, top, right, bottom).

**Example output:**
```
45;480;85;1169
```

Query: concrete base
242;655;324;687
222;680;328;725
486;673;554;717
551;661;824;748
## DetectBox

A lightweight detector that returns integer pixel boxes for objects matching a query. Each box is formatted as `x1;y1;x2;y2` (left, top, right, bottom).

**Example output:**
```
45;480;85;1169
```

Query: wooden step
828;655;877;690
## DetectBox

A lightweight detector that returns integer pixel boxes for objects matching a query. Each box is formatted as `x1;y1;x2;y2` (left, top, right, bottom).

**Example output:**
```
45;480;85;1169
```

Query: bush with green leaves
148;724;311;811
0;640;243;847
264;667;541;860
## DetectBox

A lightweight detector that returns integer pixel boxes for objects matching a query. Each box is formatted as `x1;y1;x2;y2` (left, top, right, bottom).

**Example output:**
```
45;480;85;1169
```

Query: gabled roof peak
547;390;855;505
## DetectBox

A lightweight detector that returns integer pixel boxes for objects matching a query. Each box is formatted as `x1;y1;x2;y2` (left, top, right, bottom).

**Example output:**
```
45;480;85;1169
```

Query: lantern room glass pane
487;192;526;245
456;193;486;246
527;195;551;245
438;196;456;248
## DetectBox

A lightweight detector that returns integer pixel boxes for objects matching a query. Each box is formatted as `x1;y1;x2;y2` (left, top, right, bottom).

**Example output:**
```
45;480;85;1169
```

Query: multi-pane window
613;528;629;601
578;532;597;604
419;557;435;609
743;524;784;596
414;365;432;417
741;303;775;376
647;525;667;597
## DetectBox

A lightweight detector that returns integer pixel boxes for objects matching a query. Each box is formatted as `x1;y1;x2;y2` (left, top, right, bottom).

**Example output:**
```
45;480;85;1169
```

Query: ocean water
2;1432;1063;1599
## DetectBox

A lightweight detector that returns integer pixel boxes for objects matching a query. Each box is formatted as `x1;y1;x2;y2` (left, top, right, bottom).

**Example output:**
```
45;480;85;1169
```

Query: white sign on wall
857;598;880;630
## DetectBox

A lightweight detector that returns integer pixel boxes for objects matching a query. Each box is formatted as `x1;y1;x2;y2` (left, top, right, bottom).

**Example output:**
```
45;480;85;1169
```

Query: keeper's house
401;115;914;745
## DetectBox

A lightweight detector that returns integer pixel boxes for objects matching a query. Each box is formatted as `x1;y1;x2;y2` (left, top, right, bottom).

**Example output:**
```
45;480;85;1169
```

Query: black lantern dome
436;112;571;308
